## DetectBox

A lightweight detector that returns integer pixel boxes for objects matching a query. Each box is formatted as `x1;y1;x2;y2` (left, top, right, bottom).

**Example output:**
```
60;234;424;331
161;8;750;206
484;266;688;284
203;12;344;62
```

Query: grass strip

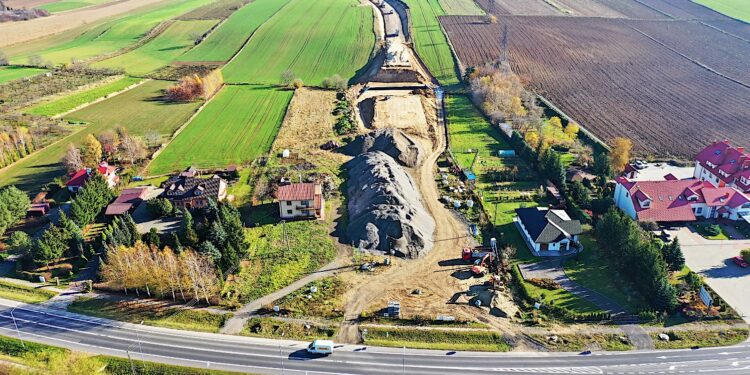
0;280;58;304
362;326;511;351
25;77;142;116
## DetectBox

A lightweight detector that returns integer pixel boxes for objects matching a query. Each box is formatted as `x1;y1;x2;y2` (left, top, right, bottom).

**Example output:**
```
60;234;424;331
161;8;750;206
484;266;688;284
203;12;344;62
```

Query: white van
307;339;334;355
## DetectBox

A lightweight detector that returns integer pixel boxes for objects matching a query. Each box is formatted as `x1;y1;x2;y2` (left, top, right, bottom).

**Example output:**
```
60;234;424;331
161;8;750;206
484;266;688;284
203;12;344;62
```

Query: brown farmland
441;15;750;157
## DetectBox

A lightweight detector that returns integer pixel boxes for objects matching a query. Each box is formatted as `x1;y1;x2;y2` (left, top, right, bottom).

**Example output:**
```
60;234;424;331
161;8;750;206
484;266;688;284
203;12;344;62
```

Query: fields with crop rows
39;0;112;13
25;77;142;117
441;15;750;157
93;20;218;75
222;0;374;86
8;0;213;65
178;0;293;63
438;0;484;15
0;80;202;191
403;0;459;85
146;86;293;175
694;0;750;22
0;66;46;84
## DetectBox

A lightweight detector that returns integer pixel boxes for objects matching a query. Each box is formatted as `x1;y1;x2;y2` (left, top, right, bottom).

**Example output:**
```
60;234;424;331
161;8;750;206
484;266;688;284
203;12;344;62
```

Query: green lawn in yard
693;0;750;22
178;0;293;62
25;76;142;116
403;0;460;85
446;95;512;171
0;66;46;84
8;0;214;65
693;222;730;240
0;80;202;192
222;0;375;86
563;233;648;313
93;20;218;76
146;85;292;175
68;297;230;332
0;280;58;304
38;0;112;13
438;0;485;15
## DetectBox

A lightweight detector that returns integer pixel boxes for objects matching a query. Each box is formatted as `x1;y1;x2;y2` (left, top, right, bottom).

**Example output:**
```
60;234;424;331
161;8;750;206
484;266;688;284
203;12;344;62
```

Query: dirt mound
342;128;424;167
346;151;435;258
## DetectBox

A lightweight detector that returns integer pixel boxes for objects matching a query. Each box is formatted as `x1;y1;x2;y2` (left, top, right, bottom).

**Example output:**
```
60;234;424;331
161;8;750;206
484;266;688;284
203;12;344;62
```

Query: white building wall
614;183;638;220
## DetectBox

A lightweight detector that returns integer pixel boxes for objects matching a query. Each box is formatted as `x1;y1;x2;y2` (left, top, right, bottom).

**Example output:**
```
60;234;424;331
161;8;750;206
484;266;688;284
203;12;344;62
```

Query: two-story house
694;140;750;193
161;175;227;210
277;183;324;220
66;162;119;192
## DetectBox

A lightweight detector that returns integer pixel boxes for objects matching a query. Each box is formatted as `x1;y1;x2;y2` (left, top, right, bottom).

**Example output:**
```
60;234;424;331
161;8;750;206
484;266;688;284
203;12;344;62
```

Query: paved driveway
670;227;750;323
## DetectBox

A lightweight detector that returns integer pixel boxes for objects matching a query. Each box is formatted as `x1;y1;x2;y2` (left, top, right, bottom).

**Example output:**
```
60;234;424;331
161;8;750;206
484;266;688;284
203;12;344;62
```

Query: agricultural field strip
25;76;144;117
221;0;375;86
39;0;115;13
0;67;47;84
693;0;750;23
404;0;460;85
146;86;293;175
440;15;750;157
178;0;294;63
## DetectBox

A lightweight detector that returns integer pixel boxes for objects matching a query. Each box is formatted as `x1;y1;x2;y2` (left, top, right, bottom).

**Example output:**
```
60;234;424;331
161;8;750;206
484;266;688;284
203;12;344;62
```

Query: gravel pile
342;128;424;167
346;151;435;258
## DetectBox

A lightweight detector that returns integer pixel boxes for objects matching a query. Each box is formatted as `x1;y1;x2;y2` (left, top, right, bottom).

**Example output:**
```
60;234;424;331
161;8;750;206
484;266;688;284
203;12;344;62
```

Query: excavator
471;252;495;277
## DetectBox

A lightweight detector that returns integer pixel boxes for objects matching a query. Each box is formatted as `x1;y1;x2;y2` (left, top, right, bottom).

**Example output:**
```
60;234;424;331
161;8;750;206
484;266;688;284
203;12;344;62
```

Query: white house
514;207;582;256
693;140;750;193
66;162;118;193
277;183;324;220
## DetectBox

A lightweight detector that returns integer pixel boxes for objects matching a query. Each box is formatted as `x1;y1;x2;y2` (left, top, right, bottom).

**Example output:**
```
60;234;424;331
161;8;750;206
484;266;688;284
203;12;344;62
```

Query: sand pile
346;151;435;258
342;128;424;167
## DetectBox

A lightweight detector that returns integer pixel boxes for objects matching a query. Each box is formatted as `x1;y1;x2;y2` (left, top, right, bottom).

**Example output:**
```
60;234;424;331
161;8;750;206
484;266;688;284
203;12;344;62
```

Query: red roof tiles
277;183;318;201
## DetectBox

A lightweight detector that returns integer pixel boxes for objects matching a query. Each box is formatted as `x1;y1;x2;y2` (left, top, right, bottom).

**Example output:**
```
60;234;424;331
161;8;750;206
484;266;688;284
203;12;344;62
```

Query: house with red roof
66;162;118;193
277;183;324;220
694;140;750;193
105;187;148;216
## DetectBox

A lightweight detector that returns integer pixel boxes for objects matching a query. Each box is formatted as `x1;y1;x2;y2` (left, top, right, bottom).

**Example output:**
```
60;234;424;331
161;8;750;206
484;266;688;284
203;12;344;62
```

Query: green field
38;0;112;13
0;66;46;84
178;0;293;62
8;0;214;65
147;85;293;174
694;0;750;22
25;76;142;116
222;0;375;86
0;80;202;192
438;0;485;15
93;20;218;75
403;0;460;85
447;95;512;171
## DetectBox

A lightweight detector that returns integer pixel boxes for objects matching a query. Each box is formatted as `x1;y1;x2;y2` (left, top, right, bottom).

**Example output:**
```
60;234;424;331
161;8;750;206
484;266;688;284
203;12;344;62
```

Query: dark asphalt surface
1;300;749;375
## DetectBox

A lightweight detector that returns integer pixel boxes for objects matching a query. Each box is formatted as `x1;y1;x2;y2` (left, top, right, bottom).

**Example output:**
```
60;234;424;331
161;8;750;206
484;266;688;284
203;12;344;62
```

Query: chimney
738;146;745;154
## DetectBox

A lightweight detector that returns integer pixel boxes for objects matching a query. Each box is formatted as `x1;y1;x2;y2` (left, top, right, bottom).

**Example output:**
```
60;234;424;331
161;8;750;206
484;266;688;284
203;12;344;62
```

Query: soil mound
346;151;435;258
342;128;424;167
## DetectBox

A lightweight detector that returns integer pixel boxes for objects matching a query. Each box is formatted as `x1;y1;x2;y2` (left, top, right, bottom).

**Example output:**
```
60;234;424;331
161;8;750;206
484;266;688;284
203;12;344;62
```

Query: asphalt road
1;299;749;375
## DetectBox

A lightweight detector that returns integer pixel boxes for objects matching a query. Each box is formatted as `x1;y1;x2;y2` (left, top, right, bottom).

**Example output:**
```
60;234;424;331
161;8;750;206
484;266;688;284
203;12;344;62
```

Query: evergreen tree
207;220;226;249
170;232;183;253
7;231;31;255
655;279;678;311
181;208;199;246
123;213;140;246
145;228;160;248
662;238;685;272
219;202;247;259
197;241;221;264
593;152;613;178
33;226;67;267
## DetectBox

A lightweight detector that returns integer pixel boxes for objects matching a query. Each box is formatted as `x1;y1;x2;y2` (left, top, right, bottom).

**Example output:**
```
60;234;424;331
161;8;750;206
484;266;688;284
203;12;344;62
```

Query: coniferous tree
181;208;199;246
33;226;67;267
145;228;160;248
197;241;221;264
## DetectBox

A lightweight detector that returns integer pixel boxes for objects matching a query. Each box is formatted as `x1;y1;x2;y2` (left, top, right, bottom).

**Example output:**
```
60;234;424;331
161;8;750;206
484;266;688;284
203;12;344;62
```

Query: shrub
527;278;560;290
741;248;750;263
147;198;173;218
291;78;304;89
704;224;721;237
638;310;659;322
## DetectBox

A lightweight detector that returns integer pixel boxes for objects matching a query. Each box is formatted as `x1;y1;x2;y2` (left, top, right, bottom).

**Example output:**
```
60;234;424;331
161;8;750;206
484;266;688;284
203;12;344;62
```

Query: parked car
732;256;748;268
307;340;334;355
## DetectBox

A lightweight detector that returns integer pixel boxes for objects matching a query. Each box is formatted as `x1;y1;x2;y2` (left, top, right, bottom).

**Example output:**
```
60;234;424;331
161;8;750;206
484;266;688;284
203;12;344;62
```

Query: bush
147;198;173;218
704;224;721;237
291;78;304;89
741;249;750;263
527;278;560;290
638;310;659;322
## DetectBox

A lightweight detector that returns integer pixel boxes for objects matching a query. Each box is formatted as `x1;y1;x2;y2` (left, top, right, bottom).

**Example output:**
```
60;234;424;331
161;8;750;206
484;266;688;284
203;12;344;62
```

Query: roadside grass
68;297;230;333
563;233;649;313
359;315;488;328
25;76;142;117
694;0;750;22
178;0;293;62
38;0;112;13
100;356;252;374
0;80;202;192
146;85;292;175
224;208;337;303
403;0;460;85
651;328;749;349
222;0;375;86
8;0;214;65
0;66;46;84
528;333;634;352
269;277;346;320
94;20;219;76
361;326;511;351
0;280;58;304
522;277;602;314
242;317;337;340
438;0;485;15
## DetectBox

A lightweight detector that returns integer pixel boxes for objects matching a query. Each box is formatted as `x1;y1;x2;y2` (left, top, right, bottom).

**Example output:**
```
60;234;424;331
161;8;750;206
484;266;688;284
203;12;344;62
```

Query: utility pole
10;307;24;348
279;344;285;374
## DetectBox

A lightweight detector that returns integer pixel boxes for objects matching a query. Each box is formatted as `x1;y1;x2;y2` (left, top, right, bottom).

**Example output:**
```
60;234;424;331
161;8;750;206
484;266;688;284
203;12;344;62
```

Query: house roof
277;183;320;201
162;175;223;201
516;207;583;244
66;162;116;187
695;140;750;189
105;187;148;215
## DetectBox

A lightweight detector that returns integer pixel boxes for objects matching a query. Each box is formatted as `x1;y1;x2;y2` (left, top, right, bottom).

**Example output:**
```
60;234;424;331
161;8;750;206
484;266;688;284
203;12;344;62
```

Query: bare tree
144;131;161;148
97;131;119;161
28;55;44;67
63;143;83;173
119;135;147;165
0;50;8;66
280;70;295;86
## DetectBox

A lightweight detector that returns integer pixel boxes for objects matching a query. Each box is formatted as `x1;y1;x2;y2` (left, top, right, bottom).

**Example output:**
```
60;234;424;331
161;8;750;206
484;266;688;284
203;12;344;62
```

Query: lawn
271;277;346;320
0;80;202;192
438;0;485;15
0;280;58;304
694;0;750;22
221;0;375;86
651;328;749;349
146;85;293;175
563;233;649;313
38;0;112;13
25;76;142;116
68;297;230;333
8;0;214;65
692;222;730;240
242;317;337;340
93;20;219;76
224;207;337;303
447;94;513;170
178;0;293;62
403;0;460;85
362;326;511;351
0;66;46;84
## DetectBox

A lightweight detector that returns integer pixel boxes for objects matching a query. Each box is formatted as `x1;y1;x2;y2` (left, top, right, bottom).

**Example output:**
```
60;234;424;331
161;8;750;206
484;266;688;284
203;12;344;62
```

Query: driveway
669;227;750;323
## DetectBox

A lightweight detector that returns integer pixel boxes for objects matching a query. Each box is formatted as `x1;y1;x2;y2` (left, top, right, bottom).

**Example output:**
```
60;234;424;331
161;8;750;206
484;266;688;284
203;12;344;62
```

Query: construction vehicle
471;253;495;276
461;247;493;262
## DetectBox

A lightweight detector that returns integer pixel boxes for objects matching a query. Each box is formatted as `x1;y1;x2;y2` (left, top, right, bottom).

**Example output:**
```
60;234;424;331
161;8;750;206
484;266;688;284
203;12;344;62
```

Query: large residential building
694;140;750;193
277;183;324;220
161;175;227;210
105;187;148;216
66;162;118;192
514;207;582;256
